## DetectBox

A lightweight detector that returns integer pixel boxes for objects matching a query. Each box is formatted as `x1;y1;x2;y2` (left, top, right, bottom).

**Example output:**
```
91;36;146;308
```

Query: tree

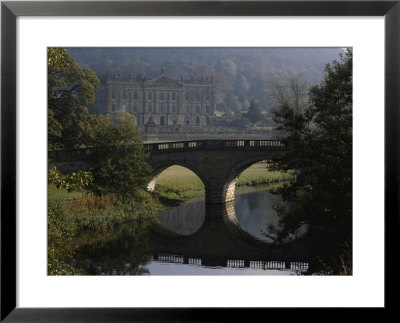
270;73;309;112
242;98;250;110
87;112;152;199
266;49;352;274
243;100;265;125
233;74;250;101
231;97;243;115
248;72;274;111
215;59;237;80
48;48;100;149
194;63;233;103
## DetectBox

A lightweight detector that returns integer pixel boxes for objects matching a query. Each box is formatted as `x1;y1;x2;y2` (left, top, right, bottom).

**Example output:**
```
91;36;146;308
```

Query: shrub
48;166;93;192
48;200;79;275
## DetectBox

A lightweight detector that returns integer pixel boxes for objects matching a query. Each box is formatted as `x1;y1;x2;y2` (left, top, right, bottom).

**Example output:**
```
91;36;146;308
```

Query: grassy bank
236;162;294;187
154;163;294;201
154;166;205;200
48;185;163;275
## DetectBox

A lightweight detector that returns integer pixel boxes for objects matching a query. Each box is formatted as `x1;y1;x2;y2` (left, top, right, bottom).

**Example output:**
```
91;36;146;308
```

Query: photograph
2;0;396;318
47;47;353;276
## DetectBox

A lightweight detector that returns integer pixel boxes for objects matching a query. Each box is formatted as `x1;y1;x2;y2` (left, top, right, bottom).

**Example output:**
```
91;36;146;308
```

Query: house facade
94;72;216;133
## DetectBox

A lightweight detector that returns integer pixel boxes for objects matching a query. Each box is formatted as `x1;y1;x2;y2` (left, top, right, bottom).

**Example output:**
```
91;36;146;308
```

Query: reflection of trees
74;220;153;275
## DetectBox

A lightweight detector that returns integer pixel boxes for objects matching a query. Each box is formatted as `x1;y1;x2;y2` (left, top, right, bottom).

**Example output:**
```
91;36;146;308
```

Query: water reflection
73;219;153;275
149;198;310;275
73;189;310;275
147;254;309;275
151;254;309;272
158;199;205;235
157;188;281;241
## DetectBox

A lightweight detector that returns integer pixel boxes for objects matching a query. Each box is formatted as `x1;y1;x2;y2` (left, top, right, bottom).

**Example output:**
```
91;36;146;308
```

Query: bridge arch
221;157;272;203
146;160;207;193
201;154;276;208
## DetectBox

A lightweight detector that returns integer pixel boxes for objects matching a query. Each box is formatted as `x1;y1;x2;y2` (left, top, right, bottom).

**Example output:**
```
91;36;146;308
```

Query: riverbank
48;185;164;275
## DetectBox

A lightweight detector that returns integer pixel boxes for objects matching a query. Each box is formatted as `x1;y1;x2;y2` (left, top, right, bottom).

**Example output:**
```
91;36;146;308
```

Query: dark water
158;189;281;241
74;188;309;275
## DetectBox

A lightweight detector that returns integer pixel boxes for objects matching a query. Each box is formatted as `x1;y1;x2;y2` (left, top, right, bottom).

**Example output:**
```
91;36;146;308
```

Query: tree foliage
87;112;152;199
267;49;353;274
243;100;265;124
48;199;79;275
194;63;233;103
48;166;93;192
48;48;100;149
270;73;309;112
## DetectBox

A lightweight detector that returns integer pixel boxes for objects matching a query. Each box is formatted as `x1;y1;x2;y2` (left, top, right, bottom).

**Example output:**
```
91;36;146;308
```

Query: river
74;187;310;275
158;188;281;241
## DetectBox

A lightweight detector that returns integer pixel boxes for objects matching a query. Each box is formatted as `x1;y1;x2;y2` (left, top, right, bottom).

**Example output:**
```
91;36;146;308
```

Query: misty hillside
67;47;344;113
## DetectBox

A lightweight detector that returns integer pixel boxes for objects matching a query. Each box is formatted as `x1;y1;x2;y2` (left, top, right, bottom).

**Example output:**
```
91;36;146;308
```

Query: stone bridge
49;139;285;207
144;139;284;206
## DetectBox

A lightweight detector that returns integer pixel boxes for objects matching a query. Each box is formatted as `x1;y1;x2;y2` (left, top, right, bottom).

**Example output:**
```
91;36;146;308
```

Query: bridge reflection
152;253;309;272
149;201;310;271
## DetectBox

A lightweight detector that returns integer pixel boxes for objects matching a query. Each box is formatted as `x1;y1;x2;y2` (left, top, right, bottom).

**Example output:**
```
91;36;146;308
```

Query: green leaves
266;49;353;274
87;112;152;199
48;199;79;275
48;166;93;192
48;48;100;149
243;100;265;125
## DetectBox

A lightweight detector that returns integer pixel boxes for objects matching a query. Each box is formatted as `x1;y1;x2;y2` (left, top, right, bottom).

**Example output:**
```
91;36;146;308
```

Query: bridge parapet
48;139;284;160
144;139;284;153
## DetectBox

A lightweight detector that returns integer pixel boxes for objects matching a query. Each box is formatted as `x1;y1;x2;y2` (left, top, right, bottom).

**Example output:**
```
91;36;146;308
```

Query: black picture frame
1;0;398;321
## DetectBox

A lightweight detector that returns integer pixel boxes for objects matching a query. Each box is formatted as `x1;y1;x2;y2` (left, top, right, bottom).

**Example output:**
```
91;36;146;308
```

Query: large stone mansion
94;72;216;133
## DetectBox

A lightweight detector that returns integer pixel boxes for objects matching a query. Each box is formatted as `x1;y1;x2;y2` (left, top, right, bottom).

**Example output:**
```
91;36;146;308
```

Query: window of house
186;91;191;101
196;105;201;114
172;105;176;113
112;89;116;99
134;90;138;100
112;104;117;112
148;92;153;100
148;104;153;113
160;92;165;100
186;105;191;114
196;92;201;101
134;103;138;112
160;105;165;113
206;105;211;114
172;92;176;100
122;91;127;99
196;116;200;125
160;116;165;126
122;104;127;113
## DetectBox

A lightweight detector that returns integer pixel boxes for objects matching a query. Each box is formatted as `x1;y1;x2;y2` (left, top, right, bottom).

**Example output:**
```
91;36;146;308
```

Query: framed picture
1;0;398;320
